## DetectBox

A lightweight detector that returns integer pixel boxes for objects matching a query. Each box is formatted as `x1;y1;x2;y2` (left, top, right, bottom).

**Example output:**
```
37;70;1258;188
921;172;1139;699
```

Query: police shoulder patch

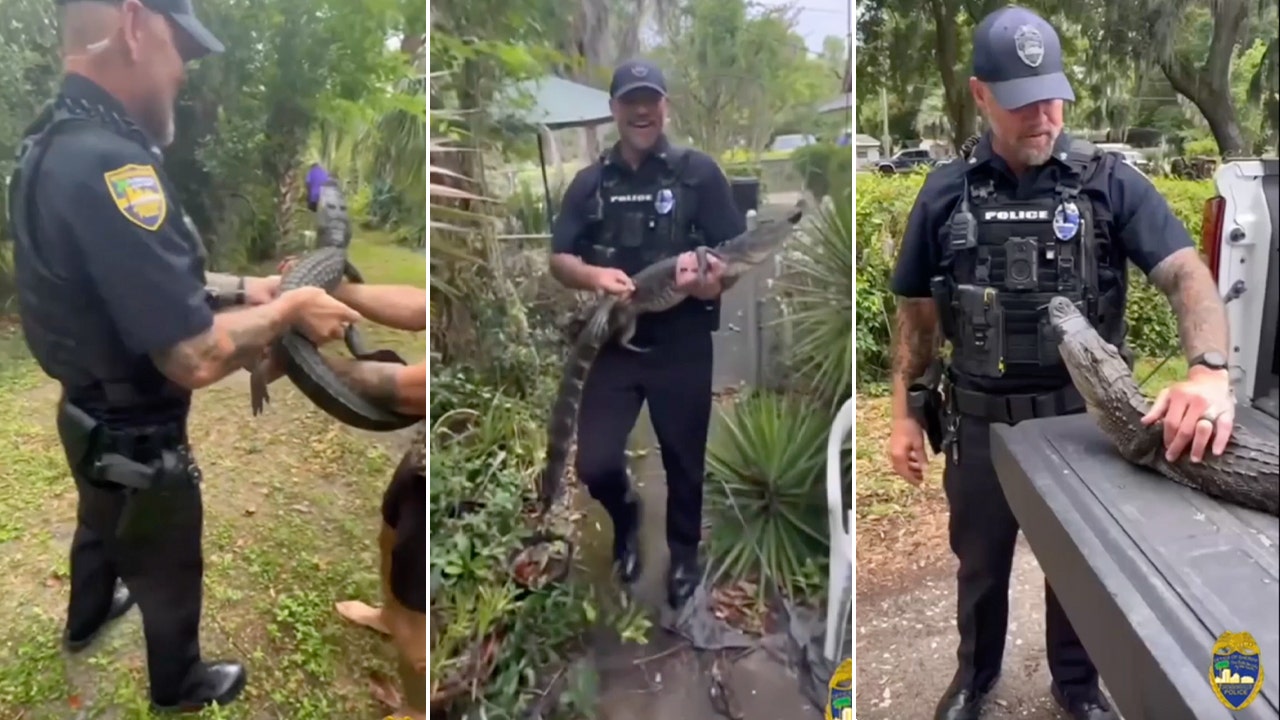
103;163;167;231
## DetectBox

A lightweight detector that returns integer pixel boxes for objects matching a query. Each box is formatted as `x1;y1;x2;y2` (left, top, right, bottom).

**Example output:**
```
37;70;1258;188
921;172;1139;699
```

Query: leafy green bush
704;391;833;599
791;142;853;201
778;186;854;409
854;173;1217;382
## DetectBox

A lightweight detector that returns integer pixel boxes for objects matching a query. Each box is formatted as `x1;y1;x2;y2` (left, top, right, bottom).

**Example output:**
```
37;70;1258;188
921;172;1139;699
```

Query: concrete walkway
855;537;1069;719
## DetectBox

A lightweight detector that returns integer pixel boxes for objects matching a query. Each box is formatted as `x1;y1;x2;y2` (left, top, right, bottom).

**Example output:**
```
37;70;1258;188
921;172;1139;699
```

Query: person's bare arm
321;357;427;416
151;291;311;389
549;253;606;291
333;283;427;332
1147;247;1230;364
890;298;941;421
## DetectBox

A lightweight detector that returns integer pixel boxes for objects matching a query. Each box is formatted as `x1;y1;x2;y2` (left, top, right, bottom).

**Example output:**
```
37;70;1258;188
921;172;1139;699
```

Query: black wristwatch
234;275;247;306
1189;351;1229;371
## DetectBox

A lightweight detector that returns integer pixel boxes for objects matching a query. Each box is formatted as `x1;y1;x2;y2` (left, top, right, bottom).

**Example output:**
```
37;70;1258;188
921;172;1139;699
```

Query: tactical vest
933;140;1126;385
7;96;200;413
581;146;701;275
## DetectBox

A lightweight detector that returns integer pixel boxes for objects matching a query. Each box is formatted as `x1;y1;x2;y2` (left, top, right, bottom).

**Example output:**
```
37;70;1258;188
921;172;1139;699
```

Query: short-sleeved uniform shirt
550;136;748;346
16;74;213;425
889;132;1195;391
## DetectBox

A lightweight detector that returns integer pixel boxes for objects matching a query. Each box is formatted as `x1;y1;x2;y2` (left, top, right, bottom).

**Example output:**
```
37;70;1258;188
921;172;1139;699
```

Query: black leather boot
63;580;136;653
933;672;996;720
666;546;700;609
612;499;642;585
151;661;247;714
1051;683;1116;720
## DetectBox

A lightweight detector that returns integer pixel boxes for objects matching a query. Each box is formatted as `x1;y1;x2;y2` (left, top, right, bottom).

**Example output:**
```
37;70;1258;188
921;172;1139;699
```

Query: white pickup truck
990;158;1280;720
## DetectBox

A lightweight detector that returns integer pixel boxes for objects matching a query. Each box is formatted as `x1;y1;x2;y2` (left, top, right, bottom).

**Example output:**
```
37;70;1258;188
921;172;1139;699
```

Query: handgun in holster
56;400;196;540
906;357;946;455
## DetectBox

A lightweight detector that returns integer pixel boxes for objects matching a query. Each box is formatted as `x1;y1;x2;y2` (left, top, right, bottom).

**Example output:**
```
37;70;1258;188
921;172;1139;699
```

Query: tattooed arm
149;284;337;386
319;357;427;416
890;298;941;422
1146;247;1229;364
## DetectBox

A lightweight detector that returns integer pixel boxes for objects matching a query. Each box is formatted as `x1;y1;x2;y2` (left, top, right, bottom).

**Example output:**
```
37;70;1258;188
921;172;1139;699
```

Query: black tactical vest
933;139;1127;387
581;146;701;276
7;96;199;416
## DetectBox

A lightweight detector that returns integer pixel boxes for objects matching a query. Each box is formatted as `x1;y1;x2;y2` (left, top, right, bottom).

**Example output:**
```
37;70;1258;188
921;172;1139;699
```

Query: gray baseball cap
971;6;1073;110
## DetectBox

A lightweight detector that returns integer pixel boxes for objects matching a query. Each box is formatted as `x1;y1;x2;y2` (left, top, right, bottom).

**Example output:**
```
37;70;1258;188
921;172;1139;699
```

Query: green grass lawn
0;229;425;719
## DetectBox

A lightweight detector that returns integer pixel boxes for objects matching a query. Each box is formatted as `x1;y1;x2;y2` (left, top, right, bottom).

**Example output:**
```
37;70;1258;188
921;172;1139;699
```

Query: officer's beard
1012;128;1059;168
140;97;176;148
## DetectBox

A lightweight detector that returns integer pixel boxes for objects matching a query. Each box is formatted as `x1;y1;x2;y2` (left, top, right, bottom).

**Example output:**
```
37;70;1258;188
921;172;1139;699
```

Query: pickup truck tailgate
991;408;1280;720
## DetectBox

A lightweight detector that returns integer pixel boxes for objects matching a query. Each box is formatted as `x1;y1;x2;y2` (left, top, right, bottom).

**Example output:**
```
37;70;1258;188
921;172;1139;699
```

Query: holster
906;358;946;454
56;398;198;541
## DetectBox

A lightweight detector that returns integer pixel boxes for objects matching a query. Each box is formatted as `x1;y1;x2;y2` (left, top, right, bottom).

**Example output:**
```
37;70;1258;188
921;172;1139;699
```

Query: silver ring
1200;409;1220;424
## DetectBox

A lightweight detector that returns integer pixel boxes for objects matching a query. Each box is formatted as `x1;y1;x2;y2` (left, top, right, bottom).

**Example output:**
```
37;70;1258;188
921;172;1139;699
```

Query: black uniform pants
62;446;204;706
944;416;1098;697
574;332;714;558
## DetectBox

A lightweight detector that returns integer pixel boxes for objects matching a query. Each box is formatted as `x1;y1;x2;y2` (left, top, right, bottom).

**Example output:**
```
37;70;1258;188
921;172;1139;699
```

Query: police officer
549;59;747;609
887;7;1235;720
8;0;361;712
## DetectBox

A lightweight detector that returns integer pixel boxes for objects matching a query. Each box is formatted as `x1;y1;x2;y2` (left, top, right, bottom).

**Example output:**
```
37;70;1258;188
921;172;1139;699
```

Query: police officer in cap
887;7;1235;720
8;0;362;711
549;59;747;609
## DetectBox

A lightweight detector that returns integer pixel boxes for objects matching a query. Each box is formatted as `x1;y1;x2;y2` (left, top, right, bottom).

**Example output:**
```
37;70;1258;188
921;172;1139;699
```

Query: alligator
1048;295;1280;516
248;183;419;432
537;206;804;509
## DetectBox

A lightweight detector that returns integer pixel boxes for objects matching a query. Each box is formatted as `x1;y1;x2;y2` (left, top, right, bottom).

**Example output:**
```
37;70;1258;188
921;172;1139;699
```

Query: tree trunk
928;0;976;153
1159;0;1250;157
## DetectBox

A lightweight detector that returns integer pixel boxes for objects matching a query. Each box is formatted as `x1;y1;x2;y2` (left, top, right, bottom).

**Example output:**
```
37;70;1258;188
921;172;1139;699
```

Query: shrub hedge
854;171;1217;384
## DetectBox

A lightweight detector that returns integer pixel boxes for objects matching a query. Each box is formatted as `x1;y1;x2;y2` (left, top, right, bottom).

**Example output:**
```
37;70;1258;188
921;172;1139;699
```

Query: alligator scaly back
538;300;616;509
1049;296;1280;516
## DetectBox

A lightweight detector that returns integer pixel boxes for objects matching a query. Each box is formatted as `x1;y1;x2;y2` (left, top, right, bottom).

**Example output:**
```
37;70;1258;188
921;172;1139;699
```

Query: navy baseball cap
57;0;224;58
610;59;667;99
972;6;1073;110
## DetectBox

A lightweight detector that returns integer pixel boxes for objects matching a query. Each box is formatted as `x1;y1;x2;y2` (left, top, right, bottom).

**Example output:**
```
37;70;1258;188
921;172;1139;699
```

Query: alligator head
1047;295;1140;411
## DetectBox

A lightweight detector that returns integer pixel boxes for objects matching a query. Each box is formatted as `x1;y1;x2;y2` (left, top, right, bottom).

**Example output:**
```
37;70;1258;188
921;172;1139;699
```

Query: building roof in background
493;74;613;131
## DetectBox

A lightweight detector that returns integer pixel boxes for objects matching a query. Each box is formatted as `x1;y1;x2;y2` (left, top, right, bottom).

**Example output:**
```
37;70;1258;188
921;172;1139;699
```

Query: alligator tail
539;304;613;510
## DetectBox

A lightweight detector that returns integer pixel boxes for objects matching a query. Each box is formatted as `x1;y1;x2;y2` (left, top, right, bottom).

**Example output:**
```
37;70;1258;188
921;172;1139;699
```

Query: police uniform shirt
28;74;214;377
891;132;1196;303
551;136;747;343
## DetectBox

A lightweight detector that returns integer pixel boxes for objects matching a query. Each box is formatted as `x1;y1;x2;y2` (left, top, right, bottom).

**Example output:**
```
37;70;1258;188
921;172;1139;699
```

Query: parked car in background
1097;142;1151;173
876;148;935;174
769;133;817;154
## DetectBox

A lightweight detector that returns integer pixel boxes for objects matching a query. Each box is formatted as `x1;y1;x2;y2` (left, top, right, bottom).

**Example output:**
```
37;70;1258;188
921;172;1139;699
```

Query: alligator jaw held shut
247;183;419;432
1047;295;1279;516
537;205;804;511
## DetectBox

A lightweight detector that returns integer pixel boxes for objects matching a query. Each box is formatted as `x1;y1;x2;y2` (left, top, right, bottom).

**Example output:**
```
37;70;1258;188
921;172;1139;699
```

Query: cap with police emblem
610;59;667;99
971;6;1073;110
55;0;225;58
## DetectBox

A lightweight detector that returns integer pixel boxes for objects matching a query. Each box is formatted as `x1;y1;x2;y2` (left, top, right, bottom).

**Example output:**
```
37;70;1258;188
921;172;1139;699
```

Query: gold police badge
103;163;167;231
1210;630;1265;710
826;657;852;720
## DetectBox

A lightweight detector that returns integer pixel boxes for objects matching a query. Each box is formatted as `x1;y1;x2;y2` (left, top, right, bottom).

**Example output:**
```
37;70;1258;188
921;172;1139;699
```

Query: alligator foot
353;349;408;365
249;364;270;416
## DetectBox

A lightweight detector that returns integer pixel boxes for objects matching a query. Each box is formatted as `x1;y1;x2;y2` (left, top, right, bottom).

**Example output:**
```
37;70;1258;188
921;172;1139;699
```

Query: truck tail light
1200;195;1226;283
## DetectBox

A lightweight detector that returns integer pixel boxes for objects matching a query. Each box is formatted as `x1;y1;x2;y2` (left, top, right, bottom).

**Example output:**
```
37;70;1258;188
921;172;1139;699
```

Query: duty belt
950;384;1085;424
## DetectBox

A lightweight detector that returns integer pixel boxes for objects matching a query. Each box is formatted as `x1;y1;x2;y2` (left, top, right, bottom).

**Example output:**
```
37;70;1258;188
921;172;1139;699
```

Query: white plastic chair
824;396;854;660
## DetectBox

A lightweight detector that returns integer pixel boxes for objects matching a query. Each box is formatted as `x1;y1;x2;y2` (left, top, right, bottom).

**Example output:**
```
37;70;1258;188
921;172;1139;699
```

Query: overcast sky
761;0;852;54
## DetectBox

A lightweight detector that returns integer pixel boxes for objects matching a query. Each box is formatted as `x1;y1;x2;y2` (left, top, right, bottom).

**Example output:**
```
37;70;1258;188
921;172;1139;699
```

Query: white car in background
1096;142;1151;172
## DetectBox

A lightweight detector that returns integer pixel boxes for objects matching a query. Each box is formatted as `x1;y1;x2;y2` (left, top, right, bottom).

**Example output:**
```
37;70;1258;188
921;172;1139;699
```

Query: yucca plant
704;391;831;598
775;183;853;410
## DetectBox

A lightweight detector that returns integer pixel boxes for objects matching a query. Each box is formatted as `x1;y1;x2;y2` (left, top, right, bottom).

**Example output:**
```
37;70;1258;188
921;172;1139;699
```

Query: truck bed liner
991;409;1280;720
